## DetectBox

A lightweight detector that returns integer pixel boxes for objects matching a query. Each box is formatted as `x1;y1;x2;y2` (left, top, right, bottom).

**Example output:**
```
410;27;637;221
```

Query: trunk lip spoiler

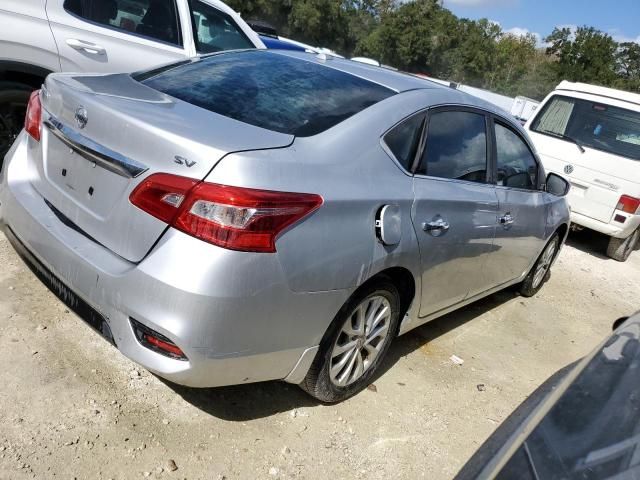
43;114;149;179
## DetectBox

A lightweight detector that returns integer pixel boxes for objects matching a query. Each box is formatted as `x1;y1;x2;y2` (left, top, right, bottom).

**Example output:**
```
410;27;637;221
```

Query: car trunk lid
32;73;293;262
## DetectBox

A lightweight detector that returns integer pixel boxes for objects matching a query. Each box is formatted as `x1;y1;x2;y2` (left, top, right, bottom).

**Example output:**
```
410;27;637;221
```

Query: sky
442;0;640;45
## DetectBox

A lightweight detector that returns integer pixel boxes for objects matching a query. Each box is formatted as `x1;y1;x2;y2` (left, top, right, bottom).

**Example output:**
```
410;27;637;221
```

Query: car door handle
499;214;514;226
423;218;450;233
66;38;106;55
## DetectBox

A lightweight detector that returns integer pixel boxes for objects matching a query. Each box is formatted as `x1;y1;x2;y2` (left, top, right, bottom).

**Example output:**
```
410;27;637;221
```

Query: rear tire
0;82;33;162
519;233;561;297
301;278;401;403
606;229;639;262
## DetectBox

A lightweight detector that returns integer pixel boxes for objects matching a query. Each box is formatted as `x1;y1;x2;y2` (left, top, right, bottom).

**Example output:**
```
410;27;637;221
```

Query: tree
225;1;639;97
545;26;618;86
487;33;537;95
356;0;459;73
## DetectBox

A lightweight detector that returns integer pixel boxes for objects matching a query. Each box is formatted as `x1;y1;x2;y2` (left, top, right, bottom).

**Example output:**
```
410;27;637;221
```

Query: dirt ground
0;228;638;480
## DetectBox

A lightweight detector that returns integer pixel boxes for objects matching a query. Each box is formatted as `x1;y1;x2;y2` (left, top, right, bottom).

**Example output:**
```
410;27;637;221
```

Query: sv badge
174;155;197;168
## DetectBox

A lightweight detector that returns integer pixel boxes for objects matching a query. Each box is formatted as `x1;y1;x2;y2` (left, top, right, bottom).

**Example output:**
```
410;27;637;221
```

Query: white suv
526;81;640;261
0;0;264;157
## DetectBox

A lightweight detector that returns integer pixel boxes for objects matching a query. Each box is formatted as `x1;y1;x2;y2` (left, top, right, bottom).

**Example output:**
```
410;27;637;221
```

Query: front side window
190;0;254;54
64;0;182;46
417;110;488;184
495;122;538;190
531;95;640;161
383;113;426;171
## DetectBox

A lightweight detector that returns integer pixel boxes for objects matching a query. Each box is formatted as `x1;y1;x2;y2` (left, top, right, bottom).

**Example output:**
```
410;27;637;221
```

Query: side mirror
546;173;570;197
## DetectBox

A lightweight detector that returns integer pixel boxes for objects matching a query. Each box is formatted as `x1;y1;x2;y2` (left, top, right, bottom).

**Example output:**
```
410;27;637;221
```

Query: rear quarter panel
205;91;432;294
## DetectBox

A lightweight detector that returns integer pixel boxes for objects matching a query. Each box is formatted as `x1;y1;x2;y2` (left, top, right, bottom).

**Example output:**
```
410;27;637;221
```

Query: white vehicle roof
556;81;640;108
351;57;381;67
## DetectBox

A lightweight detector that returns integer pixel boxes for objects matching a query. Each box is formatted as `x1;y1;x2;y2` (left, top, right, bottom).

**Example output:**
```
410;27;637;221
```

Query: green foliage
227;0;640;99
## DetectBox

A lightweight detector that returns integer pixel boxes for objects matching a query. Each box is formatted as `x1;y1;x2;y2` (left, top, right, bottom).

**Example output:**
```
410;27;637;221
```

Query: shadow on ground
167;289;519;421
565;228;610;259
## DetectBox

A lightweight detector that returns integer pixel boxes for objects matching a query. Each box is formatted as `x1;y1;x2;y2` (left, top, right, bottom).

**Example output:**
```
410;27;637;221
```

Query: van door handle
66;38;106;55
499;214;514;226
423;218;450;235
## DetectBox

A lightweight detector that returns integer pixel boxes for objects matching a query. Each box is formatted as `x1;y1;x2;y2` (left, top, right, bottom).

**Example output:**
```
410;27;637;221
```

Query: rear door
45;0;190;73
488;119;548;286
528;94;640;224
411;107;499;317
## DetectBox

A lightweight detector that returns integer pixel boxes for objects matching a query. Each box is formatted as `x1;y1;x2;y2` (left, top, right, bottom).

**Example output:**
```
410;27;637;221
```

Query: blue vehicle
259;34;307;52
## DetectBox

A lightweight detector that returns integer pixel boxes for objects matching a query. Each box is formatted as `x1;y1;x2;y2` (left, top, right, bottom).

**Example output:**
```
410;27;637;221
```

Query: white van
525;81;640;261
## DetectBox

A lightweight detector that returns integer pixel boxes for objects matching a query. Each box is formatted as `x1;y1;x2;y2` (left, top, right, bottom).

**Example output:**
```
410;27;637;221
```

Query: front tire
520;233;561;297
606;228;639;262
301;279;401;403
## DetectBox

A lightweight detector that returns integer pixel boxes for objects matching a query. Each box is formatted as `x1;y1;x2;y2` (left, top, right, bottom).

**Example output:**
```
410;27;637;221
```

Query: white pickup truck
526;81;640;261
0;0;264;158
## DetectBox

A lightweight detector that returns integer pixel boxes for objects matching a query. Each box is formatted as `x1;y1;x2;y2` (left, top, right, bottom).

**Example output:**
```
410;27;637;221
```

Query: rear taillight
129;173;198;223
616;195;640;214
130;173;323;253
24;90;42;141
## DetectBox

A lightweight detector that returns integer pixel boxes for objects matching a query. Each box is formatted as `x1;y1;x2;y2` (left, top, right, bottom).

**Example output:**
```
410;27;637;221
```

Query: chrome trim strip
43;116;148;178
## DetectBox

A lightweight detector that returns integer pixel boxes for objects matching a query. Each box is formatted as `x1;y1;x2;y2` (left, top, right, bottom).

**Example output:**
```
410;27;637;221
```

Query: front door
46;0;190;74
488;120;549;286
412;109;498;317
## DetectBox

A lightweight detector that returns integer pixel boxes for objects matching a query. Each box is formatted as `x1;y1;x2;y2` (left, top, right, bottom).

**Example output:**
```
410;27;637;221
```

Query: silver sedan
0;50;570;402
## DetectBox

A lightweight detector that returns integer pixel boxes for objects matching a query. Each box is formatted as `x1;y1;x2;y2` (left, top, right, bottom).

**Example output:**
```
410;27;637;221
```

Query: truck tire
0;82;33;162
607;228;640;262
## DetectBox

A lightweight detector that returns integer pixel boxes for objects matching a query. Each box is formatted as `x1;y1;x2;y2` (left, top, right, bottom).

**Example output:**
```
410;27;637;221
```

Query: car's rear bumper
571;210;640;239
0;133;349;387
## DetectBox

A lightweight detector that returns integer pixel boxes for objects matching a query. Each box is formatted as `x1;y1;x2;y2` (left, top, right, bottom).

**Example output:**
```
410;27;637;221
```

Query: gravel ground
0;228;638;480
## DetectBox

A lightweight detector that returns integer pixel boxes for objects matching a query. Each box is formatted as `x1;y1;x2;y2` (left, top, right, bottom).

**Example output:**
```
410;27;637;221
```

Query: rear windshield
531;94;640;161
139;51;395;137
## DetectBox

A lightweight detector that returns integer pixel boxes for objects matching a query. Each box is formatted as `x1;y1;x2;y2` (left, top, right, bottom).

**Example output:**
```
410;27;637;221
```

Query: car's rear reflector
24;90;41;142
616;195;640;215
130;318;187;361
130;173;323;253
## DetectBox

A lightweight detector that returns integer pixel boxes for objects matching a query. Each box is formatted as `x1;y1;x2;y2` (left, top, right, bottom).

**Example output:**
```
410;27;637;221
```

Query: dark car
456;311;640;480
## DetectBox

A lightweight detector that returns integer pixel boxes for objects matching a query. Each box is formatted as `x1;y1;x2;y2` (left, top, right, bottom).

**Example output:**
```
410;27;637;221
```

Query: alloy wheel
532;237;559;289
329;294;392;387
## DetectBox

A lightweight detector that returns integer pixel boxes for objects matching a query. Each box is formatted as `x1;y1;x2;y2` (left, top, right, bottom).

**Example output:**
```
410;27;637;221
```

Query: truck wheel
0;82;33;160
301;278;401;403
607;229;639;262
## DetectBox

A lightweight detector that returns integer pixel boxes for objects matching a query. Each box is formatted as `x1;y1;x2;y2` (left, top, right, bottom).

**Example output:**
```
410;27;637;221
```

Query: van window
141;50;395;137
531;95;640;161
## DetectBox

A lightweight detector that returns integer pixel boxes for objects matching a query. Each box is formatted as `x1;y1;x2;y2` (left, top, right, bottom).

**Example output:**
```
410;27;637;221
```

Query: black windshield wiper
541;130;585;153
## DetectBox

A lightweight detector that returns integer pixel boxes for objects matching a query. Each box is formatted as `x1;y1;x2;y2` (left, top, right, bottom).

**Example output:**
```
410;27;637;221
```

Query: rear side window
190;0;254;53
417;110;488;184
64;0;182;46
384;113;426;170
141;51;395;137
495;122;538;190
